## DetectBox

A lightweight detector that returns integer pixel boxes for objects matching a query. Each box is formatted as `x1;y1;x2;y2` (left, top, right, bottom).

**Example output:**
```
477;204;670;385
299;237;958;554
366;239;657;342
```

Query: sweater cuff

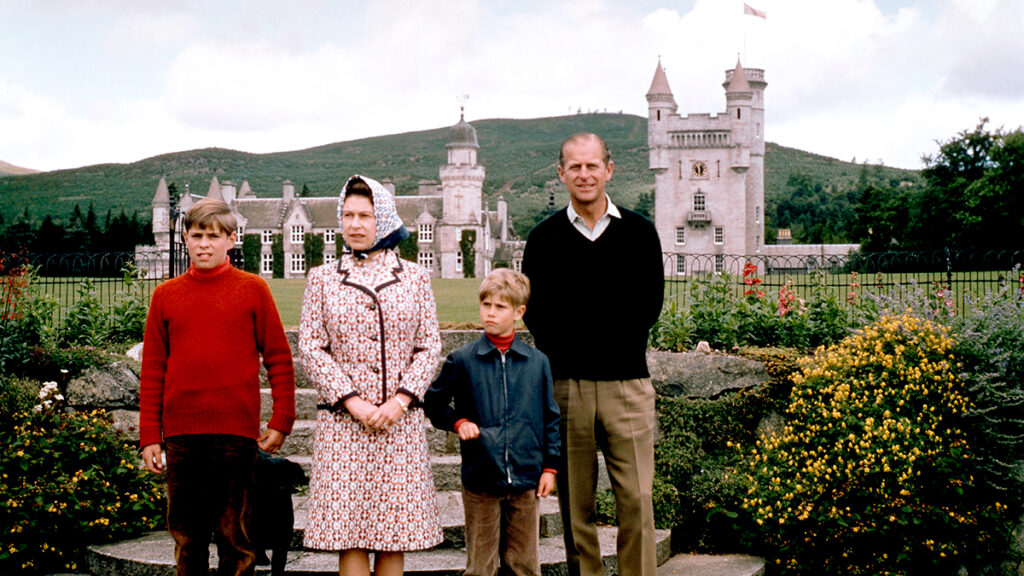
543;468;558;475
454;418;470;433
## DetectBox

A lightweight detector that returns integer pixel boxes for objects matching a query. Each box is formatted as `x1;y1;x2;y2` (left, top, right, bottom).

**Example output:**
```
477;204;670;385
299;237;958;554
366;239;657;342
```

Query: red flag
744;3;767;18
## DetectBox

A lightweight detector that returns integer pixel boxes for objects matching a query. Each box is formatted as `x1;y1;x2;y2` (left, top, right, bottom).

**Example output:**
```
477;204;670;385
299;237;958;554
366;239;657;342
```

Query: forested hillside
0;113;918;248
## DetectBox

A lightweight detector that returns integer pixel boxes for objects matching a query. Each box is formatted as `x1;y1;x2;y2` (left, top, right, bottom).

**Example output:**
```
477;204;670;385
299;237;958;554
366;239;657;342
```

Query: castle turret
646;60;677;172
152;177;170;249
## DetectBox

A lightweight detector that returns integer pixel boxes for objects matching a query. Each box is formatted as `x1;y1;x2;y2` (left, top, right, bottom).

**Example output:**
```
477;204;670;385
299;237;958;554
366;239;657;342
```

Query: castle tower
648;59;767;273
152;177;170;249
438;110;486;277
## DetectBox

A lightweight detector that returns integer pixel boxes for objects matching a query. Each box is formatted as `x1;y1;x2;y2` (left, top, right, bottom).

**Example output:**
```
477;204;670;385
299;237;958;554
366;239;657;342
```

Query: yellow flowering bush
0;387;164;574
736;312;1001;575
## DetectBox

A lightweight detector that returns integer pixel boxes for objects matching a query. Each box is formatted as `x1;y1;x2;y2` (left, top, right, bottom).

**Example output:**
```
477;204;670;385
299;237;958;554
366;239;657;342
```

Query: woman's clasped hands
343;394;411;432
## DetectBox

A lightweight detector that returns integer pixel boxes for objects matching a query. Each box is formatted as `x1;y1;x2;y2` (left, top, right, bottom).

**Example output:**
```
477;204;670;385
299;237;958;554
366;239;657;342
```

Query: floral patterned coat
299;250;443;551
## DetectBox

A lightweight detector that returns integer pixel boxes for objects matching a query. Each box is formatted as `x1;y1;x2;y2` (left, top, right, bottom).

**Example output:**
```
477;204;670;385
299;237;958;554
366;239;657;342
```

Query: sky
1;0;1022;173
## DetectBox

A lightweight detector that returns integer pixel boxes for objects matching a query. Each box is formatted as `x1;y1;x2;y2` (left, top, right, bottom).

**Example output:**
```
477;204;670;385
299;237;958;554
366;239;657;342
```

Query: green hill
0;114;918;242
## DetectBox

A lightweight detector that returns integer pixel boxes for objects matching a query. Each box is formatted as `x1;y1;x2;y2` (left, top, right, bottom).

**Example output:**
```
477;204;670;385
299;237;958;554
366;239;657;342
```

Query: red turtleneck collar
187;260;232;279
486;331;515;353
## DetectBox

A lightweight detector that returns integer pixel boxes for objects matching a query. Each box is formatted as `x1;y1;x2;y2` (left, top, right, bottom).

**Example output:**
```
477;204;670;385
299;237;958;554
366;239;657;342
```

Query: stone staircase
86;332;765;575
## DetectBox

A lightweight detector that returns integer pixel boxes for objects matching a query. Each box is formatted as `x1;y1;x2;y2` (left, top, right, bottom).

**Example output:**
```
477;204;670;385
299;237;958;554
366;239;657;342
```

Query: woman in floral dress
299;175;443;576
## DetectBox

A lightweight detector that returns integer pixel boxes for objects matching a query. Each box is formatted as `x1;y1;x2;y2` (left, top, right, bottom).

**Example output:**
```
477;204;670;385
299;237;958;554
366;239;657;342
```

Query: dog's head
256;450;309;493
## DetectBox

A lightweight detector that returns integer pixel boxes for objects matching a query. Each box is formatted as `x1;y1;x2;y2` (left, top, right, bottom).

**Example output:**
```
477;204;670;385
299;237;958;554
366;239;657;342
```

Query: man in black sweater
522;133;664;576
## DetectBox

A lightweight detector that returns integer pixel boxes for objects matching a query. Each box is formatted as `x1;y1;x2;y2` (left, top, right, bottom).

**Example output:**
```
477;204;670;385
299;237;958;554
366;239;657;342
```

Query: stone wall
68;331;772;444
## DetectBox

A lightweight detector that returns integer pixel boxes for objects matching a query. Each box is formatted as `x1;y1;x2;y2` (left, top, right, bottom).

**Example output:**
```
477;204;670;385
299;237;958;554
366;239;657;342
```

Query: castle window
513;258;523;273
290;252;305;274
236;226;244;244
675;227;686;245
324;229;336;244
656;110;661;121
418;251;434;270
324;252;336;265
714;226;724;245
756;206;761;224
419;223;434;243
261;253;273;274
756;235;761;253
676;257;686;276
290;225;305;244
455;251;463;273
694;193;706;212
261;230;273;245
737;108;742;119
715;254;724;273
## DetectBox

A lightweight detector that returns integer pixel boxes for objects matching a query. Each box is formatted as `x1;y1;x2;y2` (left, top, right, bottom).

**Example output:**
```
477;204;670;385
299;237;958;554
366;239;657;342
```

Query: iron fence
9;249;1024;331
662;250;1024;313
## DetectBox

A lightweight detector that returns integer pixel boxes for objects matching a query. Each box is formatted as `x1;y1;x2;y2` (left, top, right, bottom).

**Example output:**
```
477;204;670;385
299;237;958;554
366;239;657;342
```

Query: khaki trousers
554;378;657;576
462;487;541;576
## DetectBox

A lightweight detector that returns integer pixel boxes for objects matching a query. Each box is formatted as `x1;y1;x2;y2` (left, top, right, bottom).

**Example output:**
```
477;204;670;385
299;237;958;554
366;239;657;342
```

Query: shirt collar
566;194;620;225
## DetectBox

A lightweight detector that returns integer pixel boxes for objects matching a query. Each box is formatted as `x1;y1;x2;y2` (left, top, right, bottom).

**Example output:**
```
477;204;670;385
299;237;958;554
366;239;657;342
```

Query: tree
912;118;1004;250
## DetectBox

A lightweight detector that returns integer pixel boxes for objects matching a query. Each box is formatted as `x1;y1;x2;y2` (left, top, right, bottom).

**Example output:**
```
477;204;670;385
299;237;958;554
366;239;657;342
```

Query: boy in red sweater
139;199;296;576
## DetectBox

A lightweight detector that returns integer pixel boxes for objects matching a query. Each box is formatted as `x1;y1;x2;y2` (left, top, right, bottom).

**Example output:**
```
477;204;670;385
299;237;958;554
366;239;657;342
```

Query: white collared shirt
567;194;621;241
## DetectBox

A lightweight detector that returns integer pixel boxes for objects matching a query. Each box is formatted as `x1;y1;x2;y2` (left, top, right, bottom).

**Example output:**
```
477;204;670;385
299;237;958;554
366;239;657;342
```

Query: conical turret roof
647;60;673;97
726;59;751;93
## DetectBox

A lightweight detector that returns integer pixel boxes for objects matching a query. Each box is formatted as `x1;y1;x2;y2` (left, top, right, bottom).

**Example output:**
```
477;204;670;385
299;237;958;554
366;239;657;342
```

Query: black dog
251;450;308;576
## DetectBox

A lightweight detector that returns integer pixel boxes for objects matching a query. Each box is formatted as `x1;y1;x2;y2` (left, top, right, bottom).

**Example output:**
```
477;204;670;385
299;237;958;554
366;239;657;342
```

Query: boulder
66;361;140;410
647;350;769;398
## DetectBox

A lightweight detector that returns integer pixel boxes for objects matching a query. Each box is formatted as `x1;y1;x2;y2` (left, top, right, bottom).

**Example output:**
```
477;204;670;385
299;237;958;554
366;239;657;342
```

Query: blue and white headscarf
337;174;409;259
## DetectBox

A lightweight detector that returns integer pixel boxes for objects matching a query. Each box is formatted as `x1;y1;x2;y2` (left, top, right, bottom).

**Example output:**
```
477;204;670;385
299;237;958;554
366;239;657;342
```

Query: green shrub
690;272;740;349
649;300;693;352
953;287;1024;515
105;266;148;343
0;388;165;574
736;313;1002;575
61;279;106;347
654;351;796;551
0;266;59;375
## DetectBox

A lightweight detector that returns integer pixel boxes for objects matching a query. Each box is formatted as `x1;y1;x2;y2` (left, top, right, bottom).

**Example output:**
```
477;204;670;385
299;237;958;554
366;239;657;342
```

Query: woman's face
341;194;377;251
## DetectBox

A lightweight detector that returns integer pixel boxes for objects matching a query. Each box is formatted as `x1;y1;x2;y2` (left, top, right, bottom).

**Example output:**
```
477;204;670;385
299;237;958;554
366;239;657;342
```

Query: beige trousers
554;378;657;576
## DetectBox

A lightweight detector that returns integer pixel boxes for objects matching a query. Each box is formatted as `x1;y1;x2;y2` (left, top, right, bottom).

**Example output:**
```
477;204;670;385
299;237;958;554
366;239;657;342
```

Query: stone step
87;525;676;576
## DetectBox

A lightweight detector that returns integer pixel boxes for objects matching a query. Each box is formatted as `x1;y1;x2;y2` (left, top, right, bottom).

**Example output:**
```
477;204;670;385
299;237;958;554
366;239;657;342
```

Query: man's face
558;137;614;209
184;223;236;269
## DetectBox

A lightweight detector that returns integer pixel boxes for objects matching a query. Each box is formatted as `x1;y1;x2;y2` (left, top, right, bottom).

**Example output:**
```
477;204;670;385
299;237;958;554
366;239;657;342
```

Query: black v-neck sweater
522;207;664;381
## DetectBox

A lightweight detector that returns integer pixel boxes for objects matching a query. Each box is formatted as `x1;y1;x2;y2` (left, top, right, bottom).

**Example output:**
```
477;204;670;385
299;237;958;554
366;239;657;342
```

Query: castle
138;112;524;279
138;59;856;280
646;59;856;274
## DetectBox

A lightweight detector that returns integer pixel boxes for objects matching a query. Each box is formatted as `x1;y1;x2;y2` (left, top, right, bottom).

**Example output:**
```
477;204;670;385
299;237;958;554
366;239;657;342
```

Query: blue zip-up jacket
424;334;560;495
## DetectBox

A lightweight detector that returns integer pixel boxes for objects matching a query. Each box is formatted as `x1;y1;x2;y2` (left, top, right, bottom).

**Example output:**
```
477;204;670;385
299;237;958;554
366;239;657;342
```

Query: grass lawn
267;277;486;328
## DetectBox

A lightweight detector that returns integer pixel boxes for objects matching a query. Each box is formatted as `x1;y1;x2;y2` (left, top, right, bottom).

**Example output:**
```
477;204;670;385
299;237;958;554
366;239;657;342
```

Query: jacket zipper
501;351;511;485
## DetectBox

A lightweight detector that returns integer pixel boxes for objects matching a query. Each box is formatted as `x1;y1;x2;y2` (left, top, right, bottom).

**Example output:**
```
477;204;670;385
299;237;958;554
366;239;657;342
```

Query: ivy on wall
398;231;418;262
305;233;324;270
242;234;261;274
460;229;476;278
271;234;284;278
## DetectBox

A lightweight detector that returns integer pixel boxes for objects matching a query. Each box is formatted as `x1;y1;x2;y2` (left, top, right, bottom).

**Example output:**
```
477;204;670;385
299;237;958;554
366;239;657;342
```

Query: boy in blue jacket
425;268;560;576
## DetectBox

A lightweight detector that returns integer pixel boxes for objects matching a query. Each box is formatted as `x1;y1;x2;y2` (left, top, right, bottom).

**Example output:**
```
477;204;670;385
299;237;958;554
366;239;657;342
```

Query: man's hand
537;471;556;498
456;421;480;441
141;443;164;474
259;428;286;453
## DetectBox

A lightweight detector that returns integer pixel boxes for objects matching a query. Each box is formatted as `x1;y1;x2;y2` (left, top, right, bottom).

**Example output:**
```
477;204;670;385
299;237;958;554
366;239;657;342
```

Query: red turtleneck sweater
139;262;296;448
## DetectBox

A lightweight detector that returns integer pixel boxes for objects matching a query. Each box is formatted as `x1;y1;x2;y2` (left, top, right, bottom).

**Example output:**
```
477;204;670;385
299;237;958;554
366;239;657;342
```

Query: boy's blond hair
183;199;237;234
478;268;531;308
